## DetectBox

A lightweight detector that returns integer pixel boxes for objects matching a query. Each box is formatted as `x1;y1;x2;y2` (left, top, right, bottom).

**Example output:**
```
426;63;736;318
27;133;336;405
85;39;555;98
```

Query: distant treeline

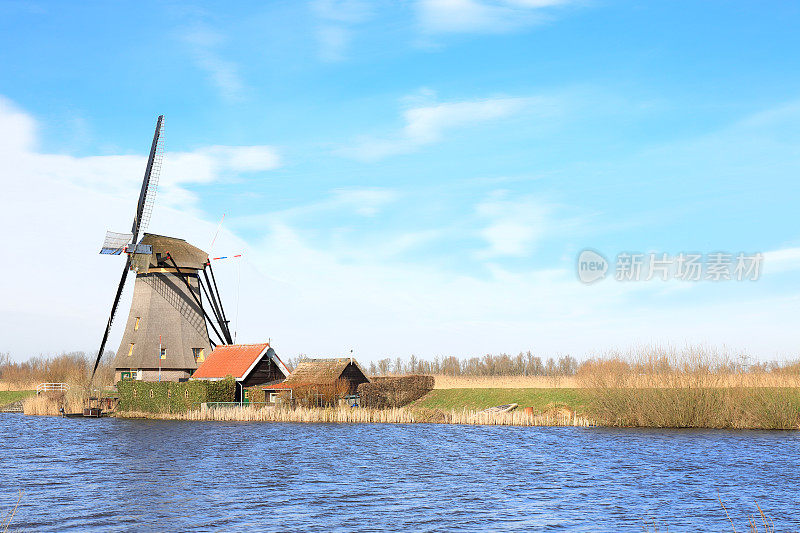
290;347;800;378
285;352;580;377
0;351;115;386
372;353;581;377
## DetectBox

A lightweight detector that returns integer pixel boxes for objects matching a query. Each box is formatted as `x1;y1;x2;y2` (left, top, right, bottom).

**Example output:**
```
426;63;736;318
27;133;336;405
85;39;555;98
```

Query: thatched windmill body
91;116;233;383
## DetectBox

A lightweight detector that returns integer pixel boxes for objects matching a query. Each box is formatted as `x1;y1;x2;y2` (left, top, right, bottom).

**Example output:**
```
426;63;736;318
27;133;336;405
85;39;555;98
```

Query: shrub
292;380;351;407
117;377;236;413
243;385;266;403
358;375;434;408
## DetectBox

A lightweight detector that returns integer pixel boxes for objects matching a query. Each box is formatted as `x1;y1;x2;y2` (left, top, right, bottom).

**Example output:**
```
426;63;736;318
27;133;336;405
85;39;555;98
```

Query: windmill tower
91;116;233;383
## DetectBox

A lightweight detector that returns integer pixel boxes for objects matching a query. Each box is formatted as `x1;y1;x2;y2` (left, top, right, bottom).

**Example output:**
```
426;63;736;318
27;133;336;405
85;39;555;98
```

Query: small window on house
160;347;167;360
128;343;134;357
134;317;140;331
192;348;204;363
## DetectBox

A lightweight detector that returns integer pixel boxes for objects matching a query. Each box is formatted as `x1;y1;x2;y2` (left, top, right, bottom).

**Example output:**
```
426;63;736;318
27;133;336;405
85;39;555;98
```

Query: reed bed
433;372;800;390
0;382;38;392
21;389;87;416
116;405;596;427
433;375;579;389
575;347;800;429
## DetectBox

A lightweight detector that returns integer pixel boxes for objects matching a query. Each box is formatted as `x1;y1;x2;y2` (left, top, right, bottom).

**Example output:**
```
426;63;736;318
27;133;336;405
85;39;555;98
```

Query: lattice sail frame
138;116;165;234
100;231;133;255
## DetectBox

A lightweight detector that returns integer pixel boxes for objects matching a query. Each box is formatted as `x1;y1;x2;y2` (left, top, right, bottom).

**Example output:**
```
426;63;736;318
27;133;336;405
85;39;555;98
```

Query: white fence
36;383;70;394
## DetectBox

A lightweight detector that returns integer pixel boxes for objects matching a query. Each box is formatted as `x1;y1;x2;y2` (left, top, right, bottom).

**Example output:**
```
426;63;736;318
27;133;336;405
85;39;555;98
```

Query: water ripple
1;415;799;531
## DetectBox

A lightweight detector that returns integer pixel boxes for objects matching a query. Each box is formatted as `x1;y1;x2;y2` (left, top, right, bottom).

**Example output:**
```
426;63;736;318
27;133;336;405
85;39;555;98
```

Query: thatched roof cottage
263;358;370;405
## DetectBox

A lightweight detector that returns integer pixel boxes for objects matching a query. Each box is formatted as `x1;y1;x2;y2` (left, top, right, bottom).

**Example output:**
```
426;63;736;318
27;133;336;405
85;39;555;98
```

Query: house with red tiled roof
190;343;290;393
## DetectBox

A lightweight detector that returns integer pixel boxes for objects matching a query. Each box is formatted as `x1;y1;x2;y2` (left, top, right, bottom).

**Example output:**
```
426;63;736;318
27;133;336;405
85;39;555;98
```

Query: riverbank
415;387;590;410
111;383;800;429
416;386;800;429
114;385;800;429
0;390;34;408
116;404;594;426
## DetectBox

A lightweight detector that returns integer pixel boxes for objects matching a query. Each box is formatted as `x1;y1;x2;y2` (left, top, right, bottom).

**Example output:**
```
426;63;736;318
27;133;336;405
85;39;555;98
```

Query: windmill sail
100;231;133;255
91;115;165;380
131;115;165;241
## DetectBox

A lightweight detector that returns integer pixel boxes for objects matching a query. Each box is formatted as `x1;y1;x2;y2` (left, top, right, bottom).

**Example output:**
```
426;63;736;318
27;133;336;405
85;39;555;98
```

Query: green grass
0;390;36;407
413;388;591;412
415;387;800;429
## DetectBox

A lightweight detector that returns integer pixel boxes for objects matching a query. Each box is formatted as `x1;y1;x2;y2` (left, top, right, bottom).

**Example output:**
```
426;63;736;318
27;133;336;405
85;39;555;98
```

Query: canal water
0;414;798;531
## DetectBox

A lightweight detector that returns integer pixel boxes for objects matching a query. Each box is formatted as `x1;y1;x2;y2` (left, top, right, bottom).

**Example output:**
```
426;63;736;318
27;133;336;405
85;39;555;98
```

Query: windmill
91;115;234;384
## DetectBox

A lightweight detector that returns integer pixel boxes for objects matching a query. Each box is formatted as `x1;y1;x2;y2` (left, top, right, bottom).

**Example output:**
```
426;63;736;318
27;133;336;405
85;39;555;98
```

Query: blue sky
1;0;799;362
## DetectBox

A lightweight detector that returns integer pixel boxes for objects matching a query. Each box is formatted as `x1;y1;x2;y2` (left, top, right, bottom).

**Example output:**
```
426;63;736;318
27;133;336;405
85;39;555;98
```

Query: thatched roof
140;233;207;270
284;358;368;386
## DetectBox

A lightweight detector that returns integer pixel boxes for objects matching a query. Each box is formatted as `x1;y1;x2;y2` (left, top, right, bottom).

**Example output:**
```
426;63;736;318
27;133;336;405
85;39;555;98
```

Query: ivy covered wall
117;377;236;413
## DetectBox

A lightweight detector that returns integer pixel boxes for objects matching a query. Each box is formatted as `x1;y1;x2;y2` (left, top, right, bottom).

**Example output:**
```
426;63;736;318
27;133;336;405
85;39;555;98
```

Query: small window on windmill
160;347;167;360
128;343;134;357
134;317;140;331
192;348;204;363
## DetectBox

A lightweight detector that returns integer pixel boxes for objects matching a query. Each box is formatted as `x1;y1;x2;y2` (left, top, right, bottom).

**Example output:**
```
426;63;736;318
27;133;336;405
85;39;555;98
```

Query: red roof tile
192;343;270;380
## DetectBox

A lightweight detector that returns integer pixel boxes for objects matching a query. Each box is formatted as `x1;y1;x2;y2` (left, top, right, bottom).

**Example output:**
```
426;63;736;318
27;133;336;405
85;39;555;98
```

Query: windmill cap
140;233;207;269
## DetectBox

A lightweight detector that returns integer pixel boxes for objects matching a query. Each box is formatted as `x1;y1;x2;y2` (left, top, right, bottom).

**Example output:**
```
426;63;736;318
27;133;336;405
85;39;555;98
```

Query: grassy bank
414;387;590;411
414;386;800;430
112;384;800;429
0;390;35;407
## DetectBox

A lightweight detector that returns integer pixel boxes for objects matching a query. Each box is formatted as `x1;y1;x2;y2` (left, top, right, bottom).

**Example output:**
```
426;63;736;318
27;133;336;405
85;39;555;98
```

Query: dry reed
0;351;115;390
1;490;23;533
0;382;38;392
576;346;800;429
22;389;88;416
433;375;579;389
116;404;595;427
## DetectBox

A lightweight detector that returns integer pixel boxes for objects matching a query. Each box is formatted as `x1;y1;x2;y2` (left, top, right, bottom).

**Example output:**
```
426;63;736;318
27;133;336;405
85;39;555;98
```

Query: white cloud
231;187;399;229
3;96;800;364
180;25;245;102
417;0;576;35
0;98;278;358
764;247;800;275
476;191;551;258
312;0;372;62
330;187;398;216
229;217;800;363
340;95;545;160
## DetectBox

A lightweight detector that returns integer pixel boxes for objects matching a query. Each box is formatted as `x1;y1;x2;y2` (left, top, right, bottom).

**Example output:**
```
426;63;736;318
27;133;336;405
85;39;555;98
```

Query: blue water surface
0;415;798;532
